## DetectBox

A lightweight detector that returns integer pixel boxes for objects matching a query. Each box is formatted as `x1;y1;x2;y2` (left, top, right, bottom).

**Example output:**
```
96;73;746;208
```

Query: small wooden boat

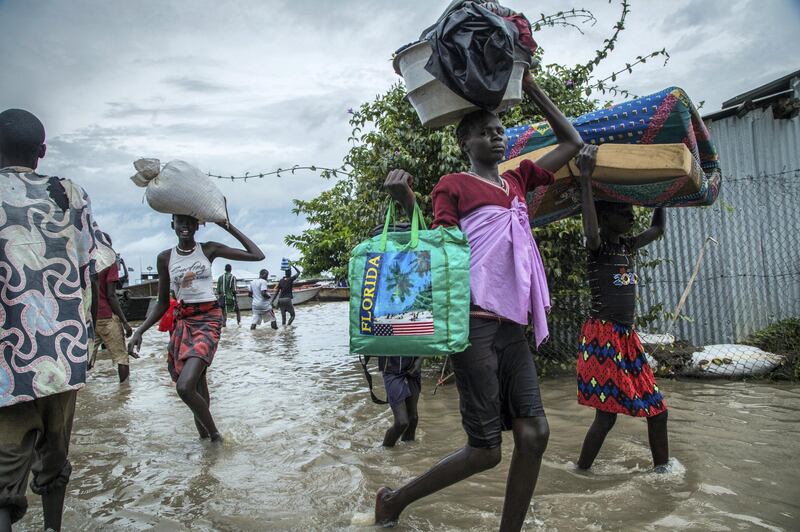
119;293;155;322
273;285;322;308
316;286;350;301
235;284;322;311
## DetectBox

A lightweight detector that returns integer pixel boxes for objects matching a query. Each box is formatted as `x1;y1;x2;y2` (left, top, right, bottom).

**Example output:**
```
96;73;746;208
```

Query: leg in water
499;416;550;531
193;372;211;439
383;402;410;448
577;410;617;470
374;444;501;526
400;389;420;442
118;363;130;383
176;358;222;442
647;410;669;471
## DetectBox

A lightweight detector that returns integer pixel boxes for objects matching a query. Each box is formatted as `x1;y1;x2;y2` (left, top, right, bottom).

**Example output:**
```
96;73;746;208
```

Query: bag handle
379;200;396;251
359;355;389;405
380;200;428;251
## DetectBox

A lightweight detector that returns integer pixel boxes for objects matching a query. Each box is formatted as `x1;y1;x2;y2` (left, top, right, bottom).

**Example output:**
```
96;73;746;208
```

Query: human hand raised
383;169;415;210
575;144;598;180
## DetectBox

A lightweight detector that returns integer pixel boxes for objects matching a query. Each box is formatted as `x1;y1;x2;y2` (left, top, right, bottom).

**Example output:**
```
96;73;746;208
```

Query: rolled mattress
499;87;721;227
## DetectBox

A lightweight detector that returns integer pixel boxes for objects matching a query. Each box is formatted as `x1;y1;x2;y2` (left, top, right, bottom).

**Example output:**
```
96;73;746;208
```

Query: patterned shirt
0;167;114;407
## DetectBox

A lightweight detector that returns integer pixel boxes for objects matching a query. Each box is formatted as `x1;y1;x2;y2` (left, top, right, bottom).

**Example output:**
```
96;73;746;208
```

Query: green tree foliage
286;0;670;360
743;318;800;380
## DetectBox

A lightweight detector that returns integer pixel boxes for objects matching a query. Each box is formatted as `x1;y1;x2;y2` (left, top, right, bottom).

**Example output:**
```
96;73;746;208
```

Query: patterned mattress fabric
501;87;722;227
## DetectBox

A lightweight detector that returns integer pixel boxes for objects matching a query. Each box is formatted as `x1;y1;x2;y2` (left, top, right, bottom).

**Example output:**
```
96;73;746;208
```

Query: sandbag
130;158;228;223
501;87;721;226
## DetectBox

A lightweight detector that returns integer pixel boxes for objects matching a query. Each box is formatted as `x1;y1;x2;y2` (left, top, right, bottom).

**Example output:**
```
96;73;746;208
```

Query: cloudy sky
2;0;798;280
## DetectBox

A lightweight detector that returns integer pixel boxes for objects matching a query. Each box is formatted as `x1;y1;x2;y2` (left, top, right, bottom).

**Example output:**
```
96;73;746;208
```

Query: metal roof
703;68;800;121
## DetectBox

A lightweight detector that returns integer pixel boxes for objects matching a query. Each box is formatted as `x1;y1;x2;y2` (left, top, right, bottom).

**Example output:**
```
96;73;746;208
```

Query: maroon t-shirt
430;159;554;320
431;159;554;228
97;261;120;320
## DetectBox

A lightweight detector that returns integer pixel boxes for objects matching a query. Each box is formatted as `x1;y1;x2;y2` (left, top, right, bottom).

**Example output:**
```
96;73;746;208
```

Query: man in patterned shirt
0;109;114;530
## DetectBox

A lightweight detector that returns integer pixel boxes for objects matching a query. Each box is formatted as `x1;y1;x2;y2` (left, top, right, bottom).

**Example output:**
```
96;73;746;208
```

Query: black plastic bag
424;1;518;110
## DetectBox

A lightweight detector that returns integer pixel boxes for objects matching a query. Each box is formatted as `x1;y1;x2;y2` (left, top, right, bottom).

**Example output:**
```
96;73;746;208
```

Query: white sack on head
130;158;229;223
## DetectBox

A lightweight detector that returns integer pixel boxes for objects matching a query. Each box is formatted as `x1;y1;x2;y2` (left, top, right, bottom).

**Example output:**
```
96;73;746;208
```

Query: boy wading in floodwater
378;66;583;528
90;232;137;383
127;215;264;442
271;263;301;326
380;356;422;447
217;264;241;326
250;269;278;330
574;144;670;472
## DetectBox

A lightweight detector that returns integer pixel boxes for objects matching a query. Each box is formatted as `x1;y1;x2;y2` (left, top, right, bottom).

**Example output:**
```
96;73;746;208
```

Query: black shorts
452;318;545;449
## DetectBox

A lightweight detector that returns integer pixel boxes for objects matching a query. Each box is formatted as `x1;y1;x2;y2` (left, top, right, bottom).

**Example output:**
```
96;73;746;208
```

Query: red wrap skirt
167;301;223;382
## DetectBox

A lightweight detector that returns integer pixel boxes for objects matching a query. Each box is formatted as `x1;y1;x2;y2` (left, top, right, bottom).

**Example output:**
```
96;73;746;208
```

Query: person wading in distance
250;269;278;330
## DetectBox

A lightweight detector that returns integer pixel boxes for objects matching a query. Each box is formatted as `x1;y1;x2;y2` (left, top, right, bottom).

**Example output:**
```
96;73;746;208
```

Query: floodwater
17;302;800;531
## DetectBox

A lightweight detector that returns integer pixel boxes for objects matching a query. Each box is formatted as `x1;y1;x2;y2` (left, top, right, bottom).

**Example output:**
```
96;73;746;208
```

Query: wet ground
17;302;800;531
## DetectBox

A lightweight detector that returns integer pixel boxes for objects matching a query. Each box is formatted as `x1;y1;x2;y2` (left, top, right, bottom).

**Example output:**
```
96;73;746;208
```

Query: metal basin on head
393;40;531;128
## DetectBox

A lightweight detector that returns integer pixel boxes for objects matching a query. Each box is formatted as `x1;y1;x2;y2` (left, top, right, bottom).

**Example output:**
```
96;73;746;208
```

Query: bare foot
210;432;224;443
375;487;402;527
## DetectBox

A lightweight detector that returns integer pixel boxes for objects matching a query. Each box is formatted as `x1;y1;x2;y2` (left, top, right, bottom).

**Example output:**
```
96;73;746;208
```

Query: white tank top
168;245;216;303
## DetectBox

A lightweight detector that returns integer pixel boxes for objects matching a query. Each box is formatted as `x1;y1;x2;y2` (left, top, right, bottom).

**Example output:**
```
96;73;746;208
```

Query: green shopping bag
348;202;470;356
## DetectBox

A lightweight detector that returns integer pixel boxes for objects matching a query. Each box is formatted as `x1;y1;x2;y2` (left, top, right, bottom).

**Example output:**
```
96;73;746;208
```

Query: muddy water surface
17;302;800;531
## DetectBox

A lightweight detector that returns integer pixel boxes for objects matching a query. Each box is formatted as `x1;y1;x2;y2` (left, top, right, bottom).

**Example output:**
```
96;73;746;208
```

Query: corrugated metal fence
637;105;800;345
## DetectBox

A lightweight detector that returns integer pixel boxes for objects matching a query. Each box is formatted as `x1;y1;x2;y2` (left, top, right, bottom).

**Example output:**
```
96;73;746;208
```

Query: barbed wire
648;272;800;285
205;165;351;181
724;168;800;183
203;163;798;184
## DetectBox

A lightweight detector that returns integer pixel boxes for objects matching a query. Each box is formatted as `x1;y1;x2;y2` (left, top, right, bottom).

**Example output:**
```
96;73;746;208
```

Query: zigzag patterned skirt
577;317;666;417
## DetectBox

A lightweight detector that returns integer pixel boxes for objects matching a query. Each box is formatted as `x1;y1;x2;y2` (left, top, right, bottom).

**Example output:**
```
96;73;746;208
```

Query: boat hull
235;286;322;311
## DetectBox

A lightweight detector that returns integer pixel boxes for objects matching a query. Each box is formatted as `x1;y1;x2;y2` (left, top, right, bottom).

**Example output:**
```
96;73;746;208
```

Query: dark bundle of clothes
420;0;538;110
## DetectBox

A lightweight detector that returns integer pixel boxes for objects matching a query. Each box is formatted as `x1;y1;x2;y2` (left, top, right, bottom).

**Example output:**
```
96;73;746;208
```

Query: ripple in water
15;302;800;531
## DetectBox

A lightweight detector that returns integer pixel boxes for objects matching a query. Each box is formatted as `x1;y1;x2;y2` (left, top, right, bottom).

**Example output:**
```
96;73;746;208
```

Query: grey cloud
663;0;727;31
3;0;798;275
162;76;234;93
104;101;203;119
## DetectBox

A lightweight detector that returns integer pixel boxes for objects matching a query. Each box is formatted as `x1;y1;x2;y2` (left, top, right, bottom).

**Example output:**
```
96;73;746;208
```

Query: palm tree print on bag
386;261;415;303
360;251;434;336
